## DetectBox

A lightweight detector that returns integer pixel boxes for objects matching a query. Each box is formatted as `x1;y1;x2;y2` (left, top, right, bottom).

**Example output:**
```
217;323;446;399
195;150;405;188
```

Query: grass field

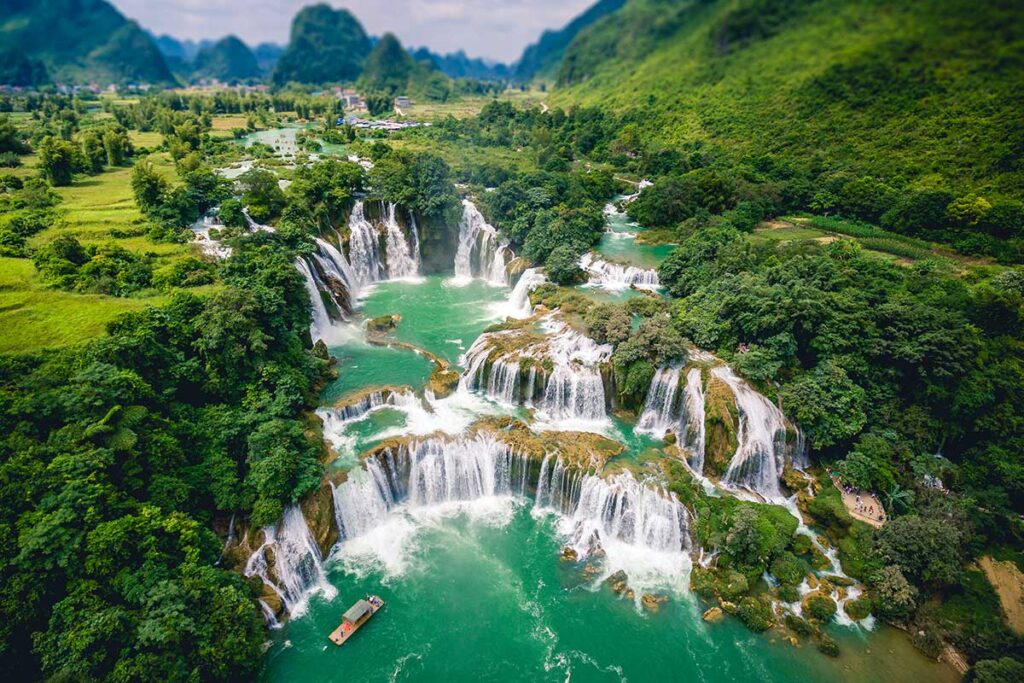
0;148;207;354
0;257;172;353
403;89;547;122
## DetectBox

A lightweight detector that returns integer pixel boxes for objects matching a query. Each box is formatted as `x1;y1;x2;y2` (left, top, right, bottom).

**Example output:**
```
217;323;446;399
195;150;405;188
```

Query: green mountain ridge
0;0;173;84
271;3;372;86
515;0;625;81
552;0;1024;196
192;36;261;82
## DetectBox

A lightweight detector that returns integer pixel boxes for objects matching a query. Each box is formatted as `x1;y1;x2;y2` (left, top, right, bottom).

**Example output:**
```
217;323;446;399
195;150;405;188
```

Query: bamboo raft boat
328;595;385;646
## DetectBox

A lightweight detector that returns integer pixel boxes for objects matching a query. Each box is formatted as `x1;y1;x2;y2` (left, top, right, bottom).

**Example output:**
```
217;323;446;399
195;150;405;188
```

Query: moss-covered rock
815;632;840;657
844;595;873;621
803;592;838;622
778;584;801;603
367;313;401;334
428;367;460;399
703;373;739;477
300;481;339;557
784;613;813;636
737;596;776;632
770;551;807;587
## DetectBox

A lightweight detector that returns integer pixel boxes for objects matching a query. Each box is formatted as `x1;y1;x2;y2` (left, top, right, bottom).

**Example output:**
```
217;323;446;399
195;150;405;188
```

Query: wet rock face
561;546;579;562
605;569;629;595
702;606;724;622
428;367;460;399
702;376;738;478
300;481;340;557
641;593;669;612
367;313;401;334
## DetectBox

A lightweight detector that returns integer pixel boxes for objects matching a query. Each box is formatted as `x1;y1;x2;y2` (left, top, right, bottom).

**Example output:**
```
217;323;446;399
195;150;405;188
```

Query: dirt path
832;476;886;528
979;556;1024;635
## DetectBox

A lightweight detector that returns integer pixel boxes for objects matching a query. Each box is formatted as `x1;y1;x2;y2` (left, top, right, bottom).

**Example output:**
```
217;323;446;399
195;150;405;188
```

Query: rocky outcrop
702;373;738;478
300;480;340;557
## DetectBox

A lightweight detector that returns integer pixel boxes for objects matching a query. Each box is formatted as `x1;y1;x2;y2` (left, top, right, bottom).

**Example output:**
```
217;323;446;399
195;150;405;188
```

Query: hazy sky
109;0;595;63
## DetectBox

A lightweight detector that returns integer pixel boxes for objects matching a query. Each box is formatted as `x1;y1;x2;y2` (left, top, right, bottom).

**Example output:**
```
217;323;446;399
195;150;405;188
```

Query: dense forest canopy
0;0;1022;681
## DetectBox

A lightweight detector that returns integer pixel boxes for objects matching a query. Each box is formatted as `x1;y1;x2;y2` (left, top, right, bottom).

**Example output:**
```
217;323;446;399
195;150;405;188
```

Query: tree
870;566;918;620
237;168;286;223
37;136;78;186
971;657;1024;683
545;245;583;285
103;128;130;166
364;91;393;117
874;511;967;586
780;360;866;449
131;160;169;215
79;130;106;173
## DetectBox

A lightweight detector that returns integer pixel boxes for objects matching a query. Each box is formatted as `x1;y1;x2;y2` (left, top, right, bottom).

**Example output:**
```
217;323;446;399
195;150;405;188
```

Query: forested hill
551;0;1024;197
514;0;626;81
271;3;372;86
192;36;261;82
0;0;174;84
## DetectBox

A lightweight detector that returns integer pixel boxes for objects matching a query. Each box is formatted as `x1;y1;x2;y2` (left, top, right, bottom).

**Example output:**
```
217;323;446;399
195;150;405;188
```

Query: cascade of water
407;210;422;267
332;457;402;540
560;470;689;560
314;235;360;301
635;366;683;438
486;359;520;404
242;208;276;233
534;453;584;513
712;365;797;501
347;200;385;286
682;368;706;473
257;599;282;628
383;202;420;279
405;434;531;506
579;252;660;291
500;268;546;319
244;506;336;617
454;200;510;284
537;319;612;424
322;388;419;424
294;258;334;341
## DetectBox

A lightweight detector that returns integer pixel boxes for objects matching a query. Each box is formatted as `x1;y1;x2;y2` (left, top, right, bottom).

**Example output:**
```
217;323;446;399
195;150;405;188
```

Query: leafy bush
737;596;775;631
805;593;837;621
545;245;584;285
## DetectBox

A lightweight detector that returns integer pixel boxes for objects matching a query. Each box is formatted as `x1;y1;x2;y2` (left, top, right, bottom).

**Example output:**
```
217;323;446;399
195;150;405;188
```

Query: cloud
109;0;596;62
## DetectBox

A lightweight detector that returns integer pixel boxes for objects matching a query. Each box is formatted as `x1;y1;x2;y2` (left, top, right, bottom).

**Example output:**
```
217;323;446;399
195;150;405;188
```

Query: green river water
258;270;958;683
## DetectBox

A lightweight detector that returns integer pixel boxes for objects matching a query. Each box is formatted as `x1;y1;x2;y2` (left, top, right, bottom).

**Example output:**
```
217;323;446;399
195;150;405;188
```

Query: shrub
545;245;584;285
737;596;775;632
805;593;837;621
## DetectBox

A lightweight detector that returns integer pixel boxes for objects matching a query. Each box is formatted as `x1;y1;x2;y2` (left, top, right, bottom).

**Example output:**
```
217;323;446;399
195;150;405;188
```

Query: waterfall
321;388;419;424
242;208;276;233
332;457;402;540
579;252;660;291
540;365;607;422
383;202;420;279
347;200;385;286
454;200;511;285
405;434;531;506
635;366;706;472
460;316;611;425
635;366;683;438
682;368;706;473
536;319;612;424
496;268;546;319
559;470;690;560
295;258;334;342
712;366;799;501
244;506;336;618
313;234;360;302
